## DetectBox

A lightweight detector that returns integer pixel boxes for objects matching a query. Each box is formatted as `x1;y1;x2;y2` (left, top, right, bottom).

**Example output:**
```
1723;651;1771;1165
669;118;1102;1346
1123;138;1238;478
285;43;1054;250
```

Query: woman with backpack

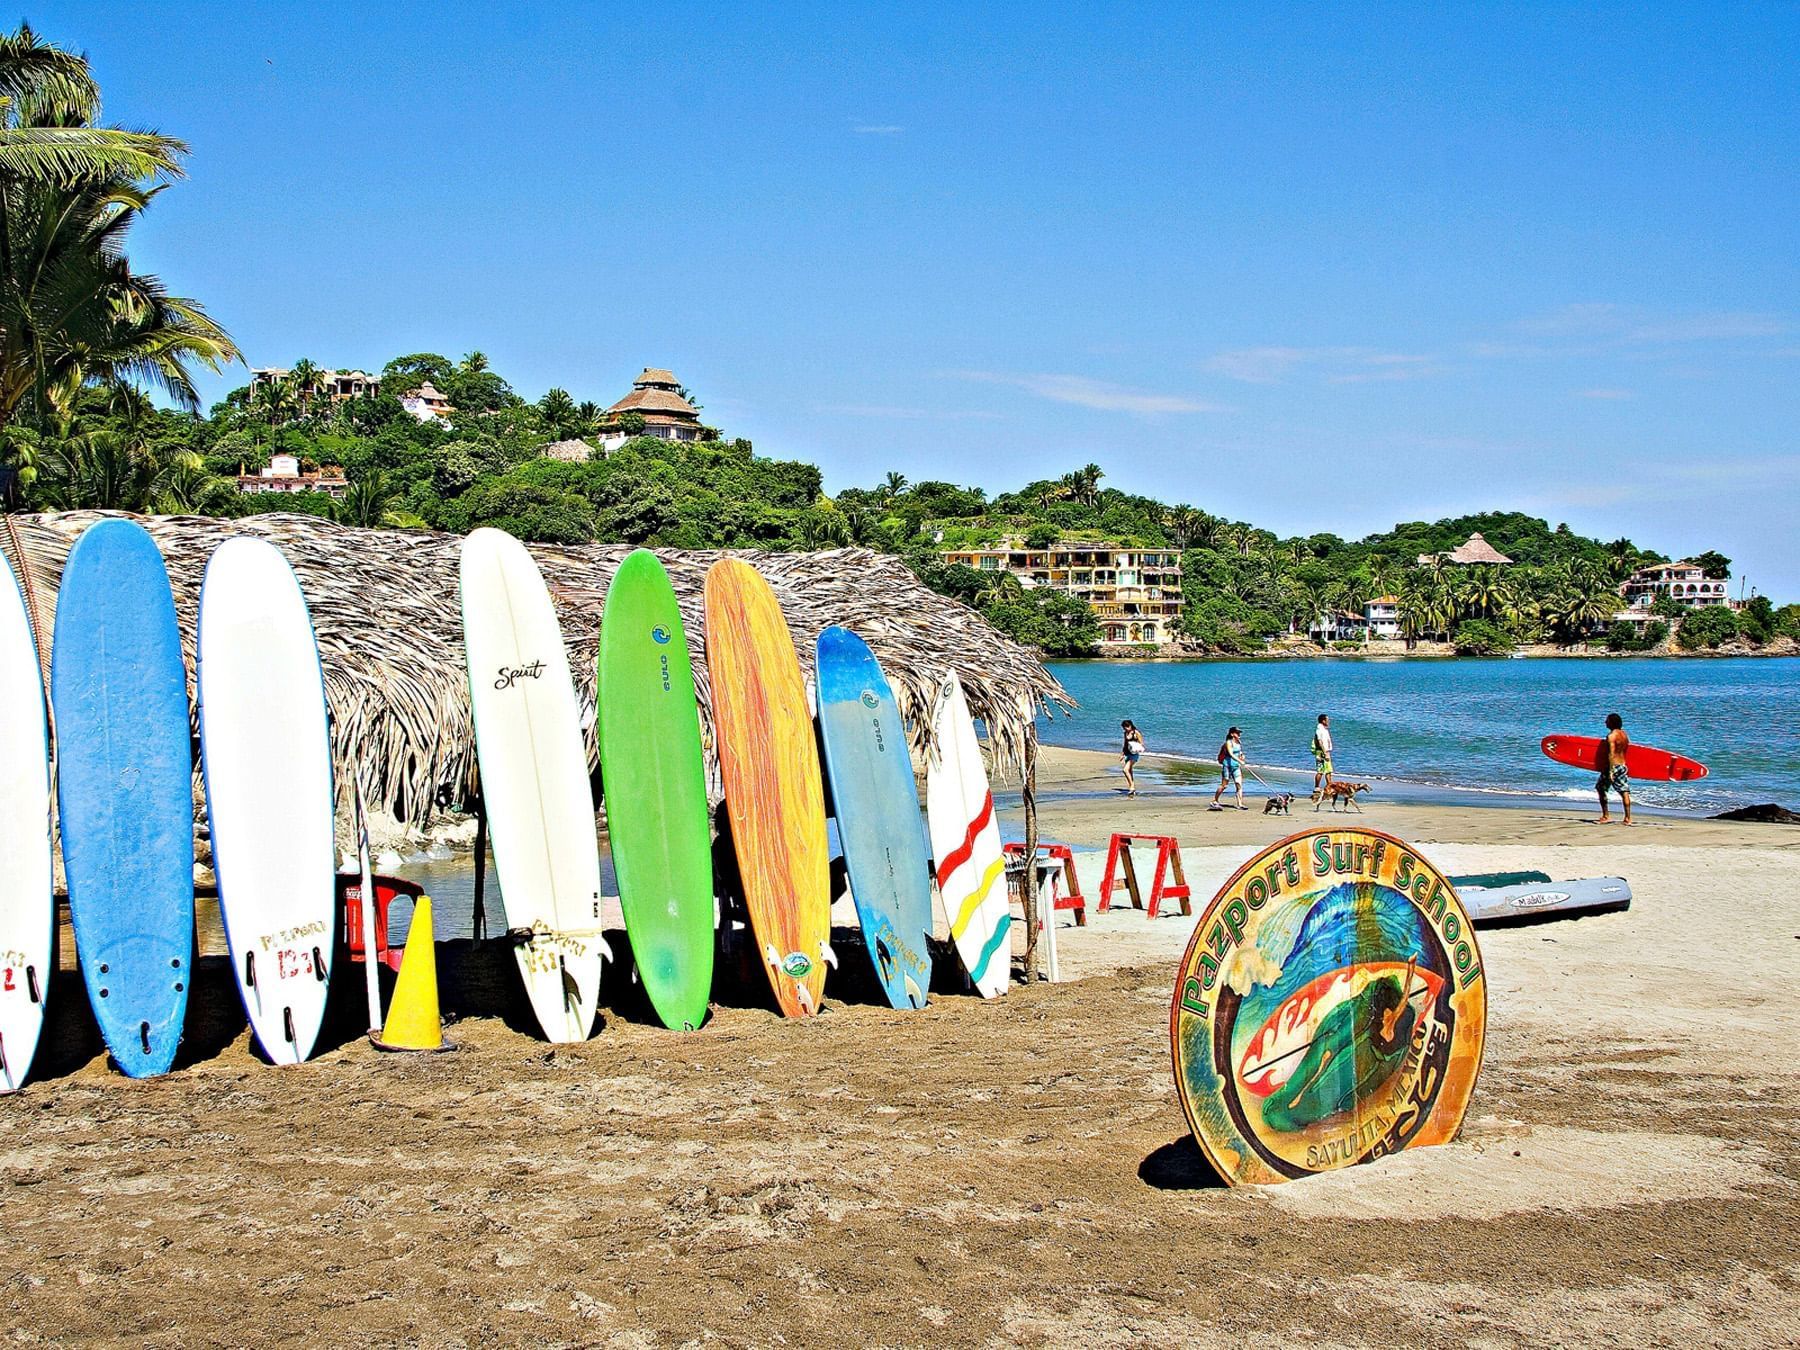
1211;727;1246;811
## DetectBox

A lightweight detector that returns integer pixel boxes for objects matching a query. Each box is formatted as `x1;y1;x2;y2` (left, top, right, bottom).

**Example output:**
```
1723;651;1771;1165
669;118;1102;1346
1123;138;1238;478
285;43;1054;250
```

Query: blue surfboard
51;520;195;1076
814;626;933;1009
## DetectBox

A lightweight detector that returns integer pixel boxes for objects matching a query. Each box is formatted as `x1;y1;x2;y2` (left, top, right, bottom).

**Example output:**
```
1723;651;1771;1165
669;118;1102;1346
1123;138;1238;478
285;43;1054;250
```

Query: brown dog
1313;781;1372;813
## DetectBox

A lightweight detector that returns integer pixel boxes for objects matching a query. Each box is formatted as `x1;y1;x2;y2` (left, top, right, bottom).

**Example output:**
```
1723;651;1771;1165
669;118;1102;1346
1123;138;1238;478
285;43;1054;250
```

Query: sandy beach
3;746;1797;1345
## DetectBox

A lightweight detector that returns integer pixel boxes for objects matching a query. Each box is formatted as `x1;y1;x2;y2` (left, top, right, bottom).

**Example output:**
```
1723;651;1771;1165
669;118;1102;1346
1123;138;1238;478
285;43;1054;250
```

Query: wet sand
3;747;1797;1344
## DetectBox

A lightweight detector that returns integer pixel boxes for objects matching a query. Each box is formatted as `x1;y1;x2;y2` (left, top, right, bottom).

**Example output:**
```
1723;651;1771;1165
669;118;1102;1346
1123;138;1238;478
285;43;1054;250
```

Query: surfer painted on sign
1594;713;1633;827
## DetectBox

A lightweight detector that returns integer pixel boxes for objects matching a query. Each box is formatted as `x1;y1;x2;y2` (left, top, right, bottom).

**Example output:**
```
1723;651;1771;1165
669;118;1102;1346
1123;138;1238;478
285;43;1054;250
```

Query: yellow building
939;538;1183;645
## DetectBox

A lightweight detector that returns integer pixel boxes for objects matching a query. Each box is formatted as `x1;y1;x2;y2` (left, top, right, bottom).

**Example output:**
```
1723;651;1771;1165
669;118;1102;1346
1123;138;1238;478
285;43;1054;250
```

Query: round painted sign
1170;828;1486;1186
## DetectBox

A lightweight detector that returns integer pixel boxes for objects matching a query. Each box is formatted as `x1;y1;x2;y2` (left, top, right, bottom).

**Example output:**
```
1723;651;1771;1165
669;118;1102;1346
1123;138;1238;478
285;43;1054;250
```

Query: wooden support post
471;801;489;942
1020;726;1040;984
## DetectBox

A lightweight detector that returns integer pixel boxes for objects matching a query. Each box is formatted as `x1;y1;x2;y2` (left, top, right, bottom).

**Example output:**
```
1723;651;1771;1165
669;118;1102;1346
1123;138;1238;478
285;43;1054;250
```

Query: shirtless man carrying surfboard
1595;712;1633;826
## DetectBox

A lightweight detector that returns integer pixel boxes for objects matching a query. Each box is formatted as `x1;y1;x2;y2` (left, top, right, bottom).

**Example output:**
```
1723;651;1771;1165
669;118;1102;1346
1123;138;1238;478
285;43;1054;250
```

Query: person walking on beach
1595;712;1633;826
1211;727;1246;811
1311;714;1334;795
1120;719;1146;797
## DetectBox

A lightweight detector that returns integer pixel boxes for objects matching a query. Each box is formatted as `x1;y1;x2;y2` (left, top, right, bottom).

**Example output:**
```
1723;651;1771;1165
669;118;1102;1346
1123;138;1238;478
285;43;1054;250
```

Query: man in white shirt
1311;714;1334;794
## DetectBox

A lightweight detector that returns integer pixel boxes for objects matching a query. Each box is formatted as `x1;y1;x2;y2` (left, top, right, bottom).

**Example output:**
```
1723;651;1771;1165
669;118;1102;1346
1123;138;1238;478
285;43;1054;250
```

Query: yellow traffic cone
370;895;455;1053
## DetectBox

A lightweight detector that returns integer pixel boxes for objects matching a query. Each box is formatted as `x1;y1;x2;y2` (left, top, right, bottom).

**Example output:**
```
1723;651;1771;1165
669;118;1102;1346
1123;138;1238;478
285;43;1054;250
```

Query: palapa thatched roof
1;512;1072;828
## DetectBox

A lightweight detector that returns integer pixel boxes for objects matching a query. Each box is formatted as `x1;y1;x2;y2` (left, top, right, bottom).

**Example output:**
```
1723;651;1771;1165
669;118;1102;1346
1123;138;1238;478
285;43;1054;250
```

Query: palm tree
0;25;187;186
538;387;576;438
288;357;322;414
250;375;295;450
1066;463;1104;507
460;351;489;375
335;469;404;528
0;169;236;433
882;470;909;500
151;453;234;514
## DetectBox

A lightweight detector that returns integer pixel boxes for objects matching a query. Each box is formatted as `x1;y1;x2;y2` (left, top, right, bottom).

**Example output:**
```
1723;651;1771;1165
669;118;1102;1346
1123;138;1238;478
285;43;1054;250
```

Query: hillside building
938;538;1183;646
249;367;380;402
1618;559;1732;611
399;381;453;424
1417;532;1512;567
599;368;705;450
235;453;348;498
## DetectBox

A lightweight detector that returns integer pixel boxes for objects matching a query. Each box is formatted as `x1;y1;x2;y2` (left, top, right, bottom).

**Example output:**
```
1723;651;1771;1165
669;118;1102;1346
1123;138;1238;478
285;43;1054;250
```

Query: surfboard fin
795;983;815;1016
283;1006;296;1044
244;951;256;988
140;1021;151;1056
25;965;38;1004
903;974;926;1009
763;942;781;969
818;940;838;970
311;945;327;982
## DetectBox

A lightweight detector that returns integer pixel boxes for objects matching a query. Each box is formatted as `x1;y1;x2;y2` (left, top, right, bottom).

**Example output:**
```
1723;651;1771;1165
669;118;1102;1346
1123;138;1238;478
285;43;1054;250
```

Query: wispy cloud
852;123;904;135
1573;387;1634;400
948;371;1227;415
1509;303;1789;345
815;403;1002;421
1203;346;1437;385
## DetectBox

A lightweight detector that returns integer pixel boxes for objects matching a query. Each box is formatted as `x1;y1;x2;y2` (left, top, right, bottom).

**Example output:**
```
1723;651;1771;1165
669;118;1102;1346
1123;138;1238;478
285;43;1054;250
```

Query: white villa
1308;595;1403;644
235;453;348;498
1611;559;1737;635
399;381;453;424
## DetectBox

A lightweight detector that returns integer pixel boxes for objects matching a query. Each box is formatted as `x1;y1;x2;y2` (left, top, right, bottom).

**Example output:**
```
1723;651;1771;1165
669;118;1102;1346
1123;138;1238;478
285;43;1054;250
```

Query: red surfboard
1540;735;1708;782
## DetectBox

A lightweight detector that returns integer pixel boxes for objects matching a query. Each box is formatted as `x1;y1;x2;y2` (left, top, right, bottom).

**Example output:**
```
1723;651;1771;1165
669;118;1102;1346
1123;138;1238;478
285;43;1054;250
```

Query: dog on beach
1314;781;1372;812
1262;793;1295;815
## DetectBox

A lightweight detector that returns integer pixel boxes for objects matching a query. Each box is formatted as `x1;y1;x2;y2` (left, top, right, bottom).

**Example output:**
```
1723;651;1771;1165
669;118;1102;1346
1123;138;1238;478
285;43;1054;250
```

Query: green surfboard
597;549;715;1030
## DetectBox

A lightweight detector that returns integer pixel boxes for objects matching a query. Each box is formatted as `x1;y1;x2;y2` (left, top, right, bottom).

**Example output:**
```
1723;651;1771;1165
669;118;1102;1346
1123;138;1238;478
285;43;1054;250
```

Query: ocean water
1040;657;1799;815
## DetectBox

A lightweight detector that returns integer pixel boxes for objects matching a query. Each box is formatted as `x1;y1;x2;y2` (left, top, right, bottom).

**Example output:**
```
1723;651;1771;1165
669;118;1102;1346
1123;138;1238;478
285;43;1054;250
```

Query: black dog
1262;793;1295;815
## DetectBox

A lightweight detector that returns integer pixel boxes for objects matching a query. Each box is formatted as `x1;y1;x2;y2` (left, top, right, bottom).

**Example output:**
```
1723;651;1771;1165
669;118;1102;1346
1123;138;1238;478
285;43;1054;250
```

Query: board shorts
1314;754;1333;776
1123;752;1142;765
1597;764;1629;793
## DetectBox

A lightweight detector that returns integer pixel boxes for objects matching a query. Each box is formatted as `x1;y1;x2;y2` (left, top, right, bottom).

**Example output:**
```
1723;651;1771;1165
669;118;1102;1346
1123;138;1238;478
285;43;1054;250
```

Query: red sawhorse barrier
1003;842;1088;924
1098;834;1191;919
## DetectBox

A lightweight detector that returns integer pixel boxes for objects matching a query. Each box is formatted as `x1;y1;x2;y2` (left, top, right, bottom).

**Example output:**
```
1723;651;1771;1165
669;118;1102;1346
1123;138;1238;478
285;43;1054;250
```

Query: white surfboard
197;537;337;1064
925;673;1011;998
459;528;605;1042
0;548;52;1090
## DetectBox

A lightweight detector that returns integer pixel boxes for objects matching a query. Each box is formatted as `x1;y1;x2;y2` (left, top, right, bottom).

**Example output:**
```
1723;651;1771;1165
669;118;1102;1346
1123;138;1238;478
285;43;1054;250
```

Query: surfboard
1170;828;1487;1186
197;538;337;1064
703;558;831;1017
460;528;606;1043
815;626;934;1010
1540;735;1707;782
925;673;1011;998
1459;876;1632;926
50;520;194;1077
0;547;52;1090
596;549;714;1031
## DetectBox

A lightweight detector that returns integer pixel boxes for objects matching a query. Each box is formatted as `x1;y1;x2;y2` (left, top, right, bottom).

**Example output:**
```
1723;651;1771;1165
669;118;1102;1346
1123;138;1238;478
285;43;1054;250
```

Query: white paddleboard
925;673;1011;997
1461;876;1632;925
198;537;337;1064
459;528;605;1042
0;548;52;1090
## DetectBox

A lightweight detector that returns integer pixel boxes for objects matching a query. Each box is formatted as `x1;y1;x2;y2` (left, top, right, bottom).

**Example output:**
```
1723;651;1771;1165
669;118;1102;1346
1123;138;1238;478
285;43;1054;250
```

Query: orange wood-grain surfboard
703;559;831;1016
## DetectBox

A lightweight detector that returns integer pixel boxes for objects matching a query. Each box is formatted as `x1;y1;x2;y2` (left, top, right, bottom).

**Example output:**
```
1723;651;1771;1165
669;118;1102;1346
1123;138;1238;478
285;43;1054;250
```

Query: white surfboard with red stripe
925;673;1011;997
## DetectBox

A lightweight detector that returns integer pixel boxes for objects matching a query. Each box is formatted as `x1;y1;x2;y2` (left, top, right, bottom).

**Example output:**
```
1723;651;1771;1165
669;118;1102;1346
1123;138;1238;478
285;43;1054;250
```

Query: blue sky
39;3;1800;596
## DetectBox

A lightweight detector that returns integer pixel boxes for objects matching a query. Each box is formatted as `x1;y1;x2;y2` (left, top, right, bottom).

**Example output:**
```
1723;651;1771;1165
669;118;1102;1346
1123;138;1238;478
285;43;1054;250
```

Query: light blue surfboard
814;626;933;1009
51;520;195;1076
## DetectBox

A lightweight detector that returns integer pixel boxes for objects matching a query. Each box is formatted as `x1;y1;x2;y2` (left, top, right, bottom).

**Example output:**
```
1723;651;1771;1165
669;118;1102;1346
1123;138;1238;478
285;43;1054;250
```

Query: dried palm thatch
2;511;1073;827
